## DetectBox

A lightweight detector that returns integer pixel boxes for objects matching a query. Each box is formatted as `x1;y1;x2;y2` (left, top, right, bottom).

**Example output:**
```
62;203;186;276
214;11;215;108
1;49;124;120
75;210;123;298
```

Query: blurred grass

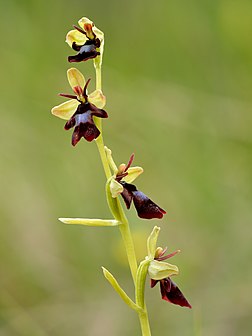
1;0;252;335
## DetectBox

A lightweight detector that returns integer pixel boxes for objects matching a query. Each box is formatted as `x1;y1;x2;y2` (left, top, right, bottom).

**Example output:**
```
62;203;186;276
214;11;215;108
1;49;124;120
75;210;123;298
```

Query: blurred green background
1;0;252;335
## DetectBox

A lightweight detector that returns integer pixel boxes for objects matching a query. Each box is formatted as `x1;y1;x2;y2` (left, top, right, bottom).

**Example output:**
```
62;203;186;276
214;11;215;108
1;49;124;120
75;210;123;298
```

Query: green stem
95;64;102;90
95;118;111;179
94;63;151;335
117;198;138;282
138;312;152;336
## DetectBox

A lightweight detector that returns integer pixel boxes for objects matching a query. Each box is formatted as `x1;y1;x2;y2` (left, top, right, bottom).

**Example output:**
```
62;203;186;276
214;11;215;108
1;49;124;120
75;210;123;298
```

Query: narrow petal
132;190;166;219
66;29;87;47
123;167;144;183
67;68;85;95
89;89;106;108
51;99;78;120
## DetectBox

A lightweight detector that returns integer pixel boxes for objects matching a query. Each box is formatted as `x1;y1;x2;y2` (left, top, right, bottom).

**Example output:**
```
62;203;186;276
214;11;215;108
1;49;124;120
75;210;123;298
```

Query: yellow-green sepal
51;99;78;120
67;68;85;94
147;226;160;259
148;260;179;280
123;166;143;183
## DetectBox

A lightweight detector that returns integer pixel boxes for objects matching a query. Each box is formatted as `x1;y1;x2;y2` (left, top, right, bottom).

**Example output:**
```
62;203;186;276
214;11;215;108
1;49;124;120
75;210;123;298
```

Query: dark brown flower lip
151;277;192;309
68;48;100;63
119;181;166;219
160;278;192;308
64;108;102;146
132;190;166;219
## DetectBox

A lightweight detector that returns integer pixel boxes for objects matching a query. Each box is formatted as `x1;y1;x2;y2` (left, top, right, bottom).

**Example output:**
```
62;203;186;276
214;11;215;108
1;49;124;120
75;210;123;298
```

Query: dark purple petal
160;278;192;308
132;190;166;219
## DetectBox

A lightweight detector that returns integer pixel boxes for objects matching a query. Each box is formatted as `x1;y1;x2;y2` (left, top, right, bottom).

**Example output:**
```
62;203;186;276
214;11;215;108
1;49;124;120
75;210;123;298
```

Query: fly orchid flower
66;17;104;64
149;247;192;308
51;68;107;146
107;151;166;219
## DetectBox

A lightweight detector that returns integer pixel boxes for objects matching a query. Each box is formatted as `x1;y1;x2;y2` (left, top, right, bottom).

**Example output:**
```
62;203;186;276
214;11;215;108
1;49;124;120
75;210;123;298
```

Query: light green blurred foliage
1;0;252;335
